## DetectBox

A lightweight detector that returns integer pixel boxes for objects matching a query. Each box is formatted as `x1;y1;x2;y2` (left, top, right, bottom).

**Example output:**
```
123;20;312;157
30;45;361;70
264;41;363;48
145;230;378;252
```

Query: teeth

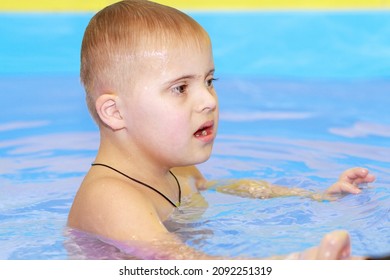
195;129;208;137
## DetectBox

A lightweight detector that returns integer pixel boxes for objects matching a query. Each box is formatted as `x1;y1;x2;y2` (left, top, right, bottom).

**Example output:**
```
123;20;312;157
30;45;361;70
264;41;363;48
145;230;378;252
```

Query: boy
68;0;375;259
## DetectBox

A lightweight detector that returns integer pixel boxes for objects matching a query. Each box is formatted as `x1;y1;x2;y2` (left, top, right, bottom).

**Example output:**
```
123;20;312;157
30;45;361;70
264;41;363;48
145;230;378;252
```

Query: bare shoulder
68;173;168;242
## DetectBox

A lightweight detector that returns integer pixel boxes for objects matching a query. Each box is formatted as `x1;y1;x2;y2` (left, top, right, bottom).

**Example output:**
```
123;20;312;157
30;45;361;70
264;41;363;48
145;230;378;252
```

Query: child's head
80;0;211;124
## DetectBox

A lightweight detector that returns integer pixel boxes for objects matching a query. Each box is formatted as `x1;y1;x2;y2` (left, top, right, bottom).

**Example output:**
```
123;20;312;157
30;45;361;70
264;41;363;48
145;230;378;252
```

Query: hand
287;230;364;260
325;167;375;195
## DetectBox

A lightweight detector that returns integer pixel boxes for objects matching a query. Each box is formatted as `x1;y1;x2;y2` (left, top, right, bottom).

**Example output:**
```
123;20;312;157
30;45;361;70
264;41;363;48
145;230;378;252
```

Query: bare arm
210;167;375;201
127;227;365;260
87;227;363;260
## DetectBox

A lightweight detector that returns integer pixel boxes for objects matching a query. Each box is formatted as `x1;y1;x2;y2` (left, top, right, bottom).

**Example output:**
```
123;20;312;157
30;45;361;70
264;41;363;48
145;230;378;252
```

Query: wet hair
80;0;211;123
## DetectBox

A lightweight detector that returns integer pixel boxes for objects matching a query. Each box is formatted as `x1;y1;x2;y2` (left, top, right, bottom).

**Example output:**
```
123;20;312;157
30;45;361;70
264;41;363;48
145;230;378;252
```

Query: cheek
165;114;191;136
144;106;190;136
127;92;192;138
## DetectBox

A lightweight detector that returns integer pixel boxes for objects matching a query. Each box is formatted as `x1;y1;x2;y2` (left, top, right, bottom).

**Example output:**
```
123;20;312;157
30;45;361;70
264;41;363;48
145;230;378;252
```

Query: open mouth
194;121;214;138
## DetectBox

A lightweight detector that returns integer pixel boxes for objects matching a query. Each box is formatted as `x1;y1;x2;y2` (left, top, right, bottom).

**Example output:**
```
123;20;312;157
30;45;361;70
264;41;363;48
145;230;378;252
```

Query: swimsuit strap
91;163;181;208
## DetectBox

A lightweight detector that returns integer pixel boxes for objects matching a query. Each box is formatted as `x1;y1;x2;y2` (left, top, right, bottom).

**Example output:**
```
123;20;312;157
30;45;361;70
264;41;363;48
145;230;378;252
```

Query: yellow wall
0;0;389;11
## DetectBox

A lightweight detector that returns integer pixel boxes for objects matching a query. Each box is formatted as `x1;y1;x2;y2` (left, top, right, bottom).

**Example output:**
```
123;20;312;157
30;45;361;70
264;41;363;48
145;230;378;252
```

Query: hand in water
287;230;363;260
326;167;376;195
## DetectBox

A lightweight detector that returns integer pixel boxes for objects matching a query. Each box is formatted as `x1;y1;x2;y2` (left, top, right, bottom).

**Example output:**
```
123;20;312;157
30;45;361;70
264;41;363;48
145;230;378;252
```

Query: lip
194;120;215;143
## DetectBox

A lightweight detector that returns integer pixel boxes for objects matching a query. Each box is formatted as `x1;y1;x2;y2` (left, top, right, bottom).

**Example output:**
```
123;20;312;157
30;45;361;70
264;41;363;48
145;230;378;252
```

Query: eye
171;84;188;95
206;77;218;88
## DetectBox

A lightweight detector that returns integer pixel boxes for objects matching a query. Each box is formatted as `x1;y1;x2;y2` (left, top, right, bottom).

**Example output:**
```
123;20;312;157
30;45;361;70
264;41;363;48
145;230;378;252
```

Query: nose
196;86;218;113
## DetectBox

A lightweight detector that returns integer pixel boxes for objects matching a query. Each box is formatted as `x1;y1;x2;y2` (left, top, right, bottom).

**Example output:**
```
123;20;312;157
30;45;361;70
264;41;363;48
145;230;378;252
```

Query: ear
95;94;125;130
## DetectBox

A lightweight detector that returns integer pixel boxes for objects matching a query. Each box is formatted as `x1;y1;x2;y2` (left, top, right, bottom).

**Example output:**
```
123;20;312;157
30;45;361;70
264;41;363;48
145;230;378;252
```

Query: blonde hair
80;0;211;123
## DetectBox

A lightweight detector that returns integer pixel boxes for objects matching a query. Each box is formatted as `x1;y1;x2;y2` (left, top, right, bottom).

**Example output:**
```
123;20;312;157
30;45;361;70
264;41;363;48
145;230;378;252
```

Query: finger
327;181;361;194
341;174;376;186
318;230;351;260
339;167;369;182
352;173;376;184
296;246;319;260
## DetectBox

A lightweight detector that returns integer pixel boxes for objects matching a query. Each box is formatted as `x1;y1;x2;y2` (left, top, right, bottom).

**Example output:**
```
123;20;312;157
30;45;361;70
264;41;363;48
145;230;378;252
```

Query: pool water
1;11;390;259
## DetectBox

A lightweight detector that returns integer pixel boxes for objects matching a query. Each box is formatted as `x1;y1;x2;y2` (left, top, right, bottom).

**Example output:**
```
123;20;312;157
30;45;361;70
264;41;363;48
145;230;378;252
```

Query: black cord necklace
91;163;181;208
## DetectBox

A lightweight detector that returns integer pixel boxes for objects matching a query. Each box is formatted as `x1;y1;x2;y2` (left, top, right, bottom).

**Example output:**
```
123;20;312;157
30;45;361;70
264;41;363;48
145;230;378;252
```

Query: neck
95;131;179;204
97;130;172;178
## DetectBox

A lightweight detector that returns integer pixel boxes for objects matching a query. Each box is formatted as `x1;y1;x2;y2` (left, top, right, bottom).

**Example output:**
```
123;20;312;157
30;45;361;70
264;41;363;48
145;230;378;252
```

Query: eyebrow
165;69;215;86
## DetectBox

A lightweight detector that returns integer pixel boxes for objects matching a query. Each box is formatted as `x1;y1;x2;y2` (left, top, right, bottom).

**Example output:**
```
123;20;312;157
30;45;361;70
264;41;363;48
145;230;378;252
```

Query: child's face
120;41;218;168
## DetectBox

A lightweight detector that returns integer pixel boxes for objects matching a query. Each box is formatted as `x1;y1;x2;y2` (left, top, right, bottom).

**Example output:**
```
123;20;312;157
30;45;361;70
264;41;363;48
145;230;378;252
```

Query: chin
177;152;212;167
194;151;213;165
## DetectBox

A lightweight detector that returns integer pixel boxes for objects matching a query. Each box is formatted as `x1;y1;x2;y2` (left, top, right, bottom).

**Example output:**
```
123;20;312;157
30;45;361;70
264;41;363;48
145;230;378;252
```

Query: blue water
1;11;390;259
